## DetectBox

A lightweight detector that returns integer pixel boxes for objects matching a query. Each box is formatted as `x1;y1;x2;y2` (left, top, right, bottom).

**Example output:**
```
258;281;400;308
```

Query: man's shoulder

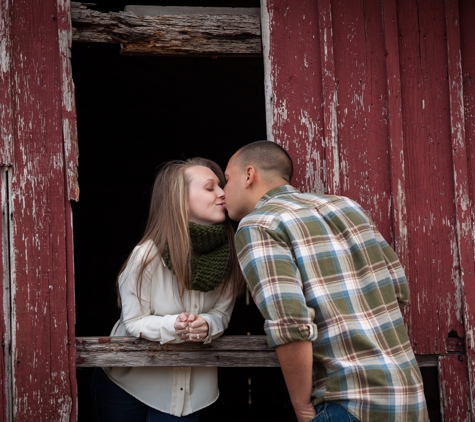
239;190;366;233
255;190;354;215
238;191;324;228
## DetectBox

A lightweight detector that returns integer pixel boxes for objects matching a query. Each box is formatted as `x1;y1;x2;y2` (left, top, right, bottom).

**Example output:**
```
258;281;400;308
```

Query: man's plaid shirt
235;185;428;422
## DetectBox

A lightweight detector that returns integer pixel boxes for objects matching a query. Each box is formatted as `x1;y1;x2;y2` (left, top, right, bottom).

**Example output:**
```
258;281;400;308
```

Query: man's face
224;154;249;222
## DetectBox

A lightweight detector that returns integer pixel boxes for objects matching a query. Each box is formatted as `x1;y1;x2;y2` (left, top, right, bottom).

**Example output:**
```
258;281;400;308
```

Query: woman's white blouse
104;240;235;416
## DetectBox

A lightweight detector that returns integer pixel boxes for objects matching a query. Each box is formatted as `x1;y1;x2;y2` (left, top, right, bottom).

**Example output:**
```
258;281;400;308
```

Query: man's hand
293;402;317;422
276;341;316;422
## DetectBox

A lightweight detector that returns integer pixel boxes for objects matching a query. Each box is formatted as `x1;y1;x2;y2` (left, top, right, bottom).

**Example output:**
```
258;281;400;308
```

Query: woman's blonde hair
117;157;244;305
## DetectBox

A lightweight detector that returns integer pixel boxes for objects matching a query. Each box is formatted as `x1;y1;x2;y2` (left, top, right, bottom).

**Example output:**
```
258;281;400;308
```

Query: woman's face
186;165;226;226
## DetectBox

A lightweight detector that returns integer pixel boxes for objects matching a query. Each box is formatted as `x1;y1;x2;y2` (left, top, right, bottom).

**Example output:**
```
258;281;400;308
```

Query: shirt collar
255;185;299;210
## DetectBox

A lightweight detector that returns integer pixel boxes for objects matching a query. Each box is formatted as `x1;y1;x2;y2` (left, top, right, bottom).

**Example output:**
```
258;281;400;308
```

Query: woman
91;157;244;421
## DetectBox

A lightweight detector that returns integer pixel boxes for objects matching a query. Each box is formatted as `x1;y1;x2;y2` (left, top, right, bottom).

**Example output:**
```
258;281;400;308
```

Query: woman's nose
217;187;225;198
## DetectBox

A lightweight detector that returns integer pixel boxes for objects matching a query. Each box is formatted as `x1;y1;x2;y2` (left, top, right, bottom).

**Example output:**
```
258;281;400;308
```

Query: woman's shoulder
119;240;163;284
130;239;159;260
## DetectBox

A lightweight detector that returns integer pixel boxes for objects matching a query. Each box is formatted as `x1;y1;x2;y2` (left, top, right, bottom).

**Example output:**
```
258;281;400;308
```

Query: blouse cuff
159;314;182;344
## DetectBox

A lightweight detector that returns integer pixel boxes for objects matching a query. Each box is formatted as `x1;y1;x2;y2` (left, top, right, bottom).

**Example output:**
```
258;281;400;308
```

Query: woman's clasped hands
174;312;209;342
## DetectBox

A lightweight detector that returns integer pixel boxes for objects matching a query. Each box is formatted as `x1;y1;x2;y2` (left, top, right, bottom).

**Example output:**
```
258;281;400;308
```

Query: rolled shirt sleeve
235;224;318;348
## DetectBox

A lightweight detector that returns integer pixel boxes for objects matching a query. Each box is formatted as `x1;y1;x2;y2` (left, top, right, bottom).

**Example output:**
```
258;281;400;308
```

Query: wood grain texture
439;355;471;421
0;0;13;166
264;0;475;414
71;2;262;56
263;0;325;194
76;335;438;368
330;0;392;237
125;5;260;16
444;0;475;416
317;0;340;195
0;169;11;422
381;0;409;268
57;0;79;202
76;336;280;367
0;2;12;420
459;6;475;413
5;0;76;420
396;0;465;356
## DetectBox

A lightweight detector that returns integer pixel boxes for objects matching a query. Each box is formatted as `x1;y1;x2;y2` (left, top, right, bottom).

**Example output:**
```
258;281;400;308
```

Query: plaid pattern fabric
235;185;428;422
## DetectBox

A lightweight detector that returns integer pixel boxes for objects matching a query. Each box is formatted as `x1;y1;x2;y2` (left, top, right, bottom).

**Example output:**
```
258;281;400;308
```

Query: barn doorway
70;3;295;420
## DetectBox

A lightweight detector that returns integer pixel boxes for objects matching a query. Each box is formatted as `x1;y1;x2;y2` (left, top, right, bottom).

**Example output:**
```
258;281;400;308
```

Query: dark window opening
71;3;294;419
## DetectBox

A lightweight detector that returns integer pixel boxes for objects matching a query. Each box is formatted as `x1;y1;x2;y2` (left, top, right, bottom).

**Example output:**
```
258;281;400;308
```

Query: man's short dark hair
235;141;293;183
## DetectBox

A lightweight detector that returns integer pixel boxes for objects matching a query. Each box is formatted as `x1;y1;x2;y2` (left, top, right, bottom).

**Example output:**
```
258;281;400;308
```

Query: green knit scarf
162;222;230;292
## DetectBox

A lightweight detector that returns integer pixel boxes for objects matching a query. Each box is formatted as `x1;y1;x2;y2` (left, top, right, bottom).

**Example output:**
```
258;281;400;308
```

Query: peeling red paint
0;0;474;419
0;0;77;420
439;356;471;421
263;0;475;417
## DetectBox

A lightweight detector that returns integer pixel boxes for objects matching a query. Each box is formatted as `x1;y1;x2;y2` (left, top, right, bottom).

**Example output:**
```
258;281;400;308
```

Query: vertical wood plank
260;0;274;144
330;0;392;238
317;0;339;195
444;0;475;415
7;0;75;420
56;2;79;415
460;0;475;210
438;355;471;421
0;170;11;422
381;0;409;269
397;0;465;355
57;0;79;202
0;0;13;165
0;1;13;420
262;0;325;193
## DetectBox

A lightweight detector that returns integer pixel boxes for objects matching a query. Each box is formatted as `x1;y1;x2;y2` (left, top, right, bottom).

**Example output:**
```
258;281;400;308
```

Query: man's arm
276;341;316;422
235;223;319;421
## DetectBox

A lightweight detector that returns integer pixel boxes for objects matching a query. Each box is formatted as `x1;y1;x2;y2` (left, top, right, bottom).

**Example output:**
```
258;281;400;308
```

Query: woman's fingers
175;314;209;341
186;316;209;342
174;313;191;337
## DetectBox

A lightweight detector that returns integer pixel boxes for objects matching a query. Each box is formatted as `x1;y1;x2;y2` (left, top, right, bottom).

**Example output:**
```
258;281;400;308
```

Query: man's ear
245;166;257;187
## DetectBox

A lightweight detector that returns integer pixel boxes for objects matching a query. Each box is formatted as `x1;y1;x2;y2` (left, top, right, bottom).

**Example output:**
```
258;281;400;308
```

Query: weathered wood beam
76;335;279;367
76;335;448;368
70;2;262;56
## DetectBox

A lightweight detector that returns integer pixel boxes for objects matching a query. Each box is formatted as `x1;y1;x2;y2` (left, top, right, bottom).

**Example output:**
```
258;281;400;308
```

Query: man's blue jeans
90;368;201;422
310;402;361;422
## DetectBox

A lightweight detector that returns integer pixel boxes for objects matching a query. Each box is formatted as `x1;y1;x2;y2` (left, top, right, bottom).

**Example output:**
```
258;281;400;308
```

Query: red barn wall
0;0;474;419
0;0;78;421
262;0;475;419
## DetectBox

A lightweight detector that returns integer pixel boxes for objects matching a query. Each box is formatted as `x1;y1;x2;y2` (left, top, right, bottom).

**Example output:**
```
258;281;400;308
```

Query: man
224;141;428;422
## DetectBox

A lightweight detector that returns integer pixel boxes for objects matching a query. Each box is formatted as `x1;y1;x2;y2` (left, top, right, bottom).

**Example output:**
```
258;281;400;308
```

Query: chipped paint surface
260;0;274;143
439;356;471;421
0;0;473;419
445;0;475;411
57;0;79;202
0;0;77;420
265;0;475;416
0;0;13;166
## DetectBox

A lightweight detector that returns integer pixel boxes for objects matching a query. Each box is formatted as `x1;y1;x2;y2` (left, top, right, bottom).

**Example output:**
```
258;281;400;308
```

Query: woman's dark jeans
90;368;200;422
